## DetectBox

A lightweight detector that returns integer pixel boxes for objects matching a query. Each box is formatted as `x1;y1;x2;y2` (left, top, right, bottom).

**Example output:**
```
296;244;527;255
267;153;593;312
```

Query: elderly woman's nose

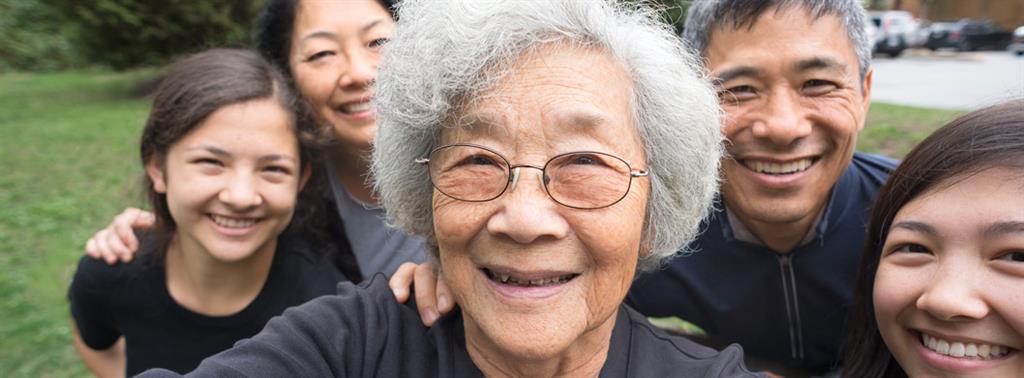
915;260;990;321
218;172;264;210
486;169;570;244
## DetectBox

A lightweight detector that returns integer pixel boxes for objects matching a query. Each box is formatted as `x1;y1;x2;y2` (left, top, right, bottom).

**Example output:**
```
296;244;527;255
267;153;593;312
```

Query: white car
1010;25;1024;56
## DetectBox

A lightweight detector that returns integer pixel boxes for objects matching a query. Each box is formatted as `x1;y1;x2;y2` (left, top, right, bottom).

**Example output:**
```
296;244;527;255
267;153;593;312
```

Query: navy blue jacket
627;152;897;375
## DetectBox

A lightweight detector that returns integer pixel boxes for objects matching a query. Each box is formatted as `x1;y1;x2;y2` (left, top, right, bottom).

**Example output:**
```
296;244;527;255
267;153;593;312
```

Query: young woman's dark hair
253;0;395;80
140;48;324;258
842;99;1024;377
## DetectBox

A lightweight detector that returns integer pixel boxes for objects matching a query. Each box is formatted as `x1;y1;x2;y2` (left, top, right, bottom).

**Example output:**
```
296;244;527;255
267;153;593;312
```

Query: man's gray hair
683;0;873;81
372;0;723;271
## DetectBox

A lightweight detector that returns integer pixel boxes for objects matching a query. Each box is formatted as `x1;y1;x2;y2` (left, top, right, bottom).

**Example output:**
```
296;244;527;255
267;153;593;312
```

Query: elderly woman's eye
453;154;501;167
569;155;600;165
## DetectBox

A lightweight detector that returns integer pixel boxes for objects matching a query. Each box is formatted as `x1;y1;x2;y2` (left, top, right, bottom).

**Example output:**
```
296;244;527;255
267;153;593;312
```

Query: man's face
707;9;872;234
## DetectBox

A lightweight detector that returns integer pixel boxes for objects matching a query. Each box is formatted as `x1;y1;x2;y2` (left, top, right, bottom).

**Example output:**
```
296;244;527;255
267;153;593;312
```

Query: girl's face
874;167;1024;377
288;0;394;152
146;98;306;263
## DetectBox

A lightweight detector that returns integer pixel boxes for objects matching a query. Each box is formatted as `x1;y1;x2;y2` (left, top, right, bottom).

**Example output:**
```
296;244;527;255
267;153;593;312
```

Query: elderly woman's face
432;47;649;361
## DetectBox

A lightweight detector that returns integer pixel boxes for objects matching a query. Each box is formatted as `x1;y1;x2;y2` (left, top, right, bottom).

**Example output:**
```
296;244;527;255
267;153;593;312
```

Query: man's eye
892;243;930;254
802;79;838;95
718;85;757;104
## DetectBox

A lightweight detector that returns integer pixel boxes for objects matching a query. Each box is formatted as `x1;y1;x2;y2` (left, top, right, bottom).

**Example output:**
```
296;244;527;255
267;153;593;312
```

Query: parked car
925;19;1012;51
1010;25;1024;56
870;11;917;57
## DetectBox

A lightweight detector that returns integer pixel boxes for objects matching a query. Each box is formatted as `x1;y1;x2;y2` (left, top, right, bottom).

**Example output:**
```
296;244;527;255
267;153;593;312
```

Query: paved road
870;50;1024;110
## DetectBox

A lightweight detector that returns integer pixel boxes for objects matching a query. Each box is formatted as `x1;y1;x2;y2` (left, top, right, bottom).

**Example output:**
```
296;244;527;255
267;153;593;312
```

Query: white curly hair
372;0;723;271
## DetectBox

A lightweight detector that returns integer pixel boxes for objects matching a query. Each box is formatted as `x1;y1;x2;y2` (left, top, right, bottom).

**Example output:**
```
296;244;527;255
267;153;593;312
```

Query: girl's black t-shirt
68;231;348;376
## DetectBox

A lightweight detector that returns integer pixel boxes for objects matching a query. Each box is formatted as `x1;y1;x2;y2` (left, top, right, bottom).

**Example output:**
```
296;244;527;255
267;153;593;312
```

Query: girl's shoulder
70;230;163;290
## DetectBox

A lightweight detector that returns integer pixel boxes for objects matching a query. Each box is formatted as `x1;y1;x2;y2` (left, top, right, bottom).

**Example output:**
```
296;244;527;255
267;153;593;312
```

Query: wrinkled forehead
439;46;639;146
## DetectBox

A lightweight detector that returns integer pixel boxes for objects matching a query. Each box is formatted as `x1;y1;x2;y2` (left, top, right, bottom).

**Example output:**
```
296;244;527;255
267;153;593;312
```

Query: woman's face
147;99;305;263
432;47;649;365
288;0;394;151
874;167;1024;377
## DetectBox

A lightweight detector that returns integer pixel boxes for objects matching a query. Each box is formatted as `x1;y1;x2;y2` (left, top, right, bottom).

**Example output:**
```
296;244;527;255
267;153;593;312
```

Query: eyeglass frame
414;143;650;210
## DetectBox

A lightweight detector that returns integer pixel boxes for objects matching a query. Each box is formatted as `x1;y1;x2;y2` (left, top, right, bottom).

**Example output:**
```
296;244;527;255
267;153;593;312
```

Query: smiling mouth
336;100;373;114
920;332;1015;360
482;268;579;287
740;157;819;175
209;214;261;229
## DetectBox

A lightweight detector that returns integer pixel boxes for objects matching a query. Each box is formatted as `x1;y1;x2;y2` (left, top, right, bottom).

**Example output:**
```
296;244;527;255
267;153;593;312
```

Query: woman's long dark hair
842;99;1024;377
140;48;325;260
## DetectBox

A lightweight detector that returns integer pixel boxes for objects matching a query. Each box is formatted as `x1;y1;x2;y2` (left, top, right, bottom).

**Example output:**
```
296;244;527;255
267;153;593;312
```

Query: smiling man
627;0;897;375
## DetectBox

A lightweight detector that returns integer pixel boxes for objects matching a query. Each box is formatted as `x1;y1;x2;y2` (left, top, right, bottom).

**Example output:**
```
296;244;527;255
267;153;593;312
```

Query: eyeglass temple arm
414;158;430;164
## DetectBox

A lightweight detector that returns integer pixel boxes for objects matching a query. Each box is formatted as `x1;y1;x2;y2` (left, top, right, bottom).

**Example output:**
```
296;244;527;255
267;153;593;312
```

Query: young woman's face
874;167;1024;377
147;98;305;263
288;0;394;152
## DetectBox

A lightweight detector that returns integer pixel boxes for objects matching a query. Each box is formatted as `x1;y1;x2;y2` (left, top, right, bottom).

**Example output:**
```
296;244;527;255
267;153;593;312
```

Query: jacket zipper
777;254;805;362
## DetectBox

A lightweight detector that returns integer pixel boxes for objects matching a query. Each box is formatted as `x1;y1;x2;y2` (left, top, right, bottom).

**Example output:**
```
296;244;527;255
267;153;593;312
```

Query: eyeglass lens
427;145;634;209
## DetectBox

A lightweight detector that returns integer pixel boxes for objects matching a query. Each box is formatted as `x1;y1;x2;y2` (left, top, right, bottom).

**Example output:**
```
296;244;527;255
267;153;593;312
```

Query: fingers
85;208;152;265
435;276;455;314
389;262;418;303
414;263;441;326
113;208;153;253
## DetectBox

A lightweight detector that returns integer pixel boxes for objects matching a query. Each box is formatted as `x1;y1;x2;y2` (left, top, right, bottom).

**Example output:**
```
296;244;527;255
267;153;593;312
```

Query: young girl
843;99;1024;377
68;49;348;376
84;0;426;280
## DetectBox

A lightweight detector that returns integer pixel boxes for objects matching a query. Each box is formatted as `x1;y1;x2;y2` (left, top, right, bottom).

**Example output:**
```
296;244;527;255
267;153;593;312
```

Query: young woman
68;49;348;376
843;99;1024;377
84;0;425;279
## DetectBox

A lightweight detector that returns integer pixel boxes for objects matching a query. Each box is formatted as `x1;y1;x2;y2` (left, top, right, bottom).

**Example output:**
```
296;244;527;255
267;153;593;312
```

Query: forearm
72;324;125;378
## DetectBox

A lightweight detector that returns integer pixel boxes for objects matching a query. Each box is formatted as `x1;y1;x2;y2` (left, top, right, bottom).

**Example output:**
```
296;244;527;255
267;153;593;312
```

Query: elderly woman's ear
389;262;455;326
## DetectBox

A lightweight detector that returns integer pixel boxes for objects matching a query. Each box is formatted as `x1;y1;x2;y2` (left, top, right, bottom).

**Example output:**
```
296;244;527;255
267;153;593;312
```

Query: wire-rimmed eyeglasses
415;143;649;210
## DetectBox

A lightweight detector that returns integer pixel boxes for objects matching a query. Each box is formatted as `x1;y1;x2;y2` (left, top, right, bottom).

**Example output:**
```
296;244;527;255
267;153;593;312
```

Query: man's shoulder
850;152;899;175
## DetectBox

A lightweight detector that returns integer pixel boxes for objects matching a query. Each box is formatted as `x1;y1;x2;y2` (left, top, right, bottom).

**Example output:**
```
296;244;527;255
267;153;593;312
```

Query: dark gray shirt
140;275;762;377
327;168;426;276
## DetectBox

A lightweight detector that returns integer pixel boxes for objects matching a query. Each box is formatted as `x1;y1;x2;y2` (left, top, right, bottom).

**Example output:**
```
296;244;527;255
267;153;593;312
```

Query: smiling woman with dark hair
843;99;1024;378
138;1;762;377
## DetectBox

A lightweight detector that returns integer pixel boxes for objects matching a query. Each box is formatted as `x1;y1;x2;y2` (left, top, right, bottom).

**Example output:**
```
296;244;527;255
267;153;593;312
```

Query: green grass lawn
0;71;963;377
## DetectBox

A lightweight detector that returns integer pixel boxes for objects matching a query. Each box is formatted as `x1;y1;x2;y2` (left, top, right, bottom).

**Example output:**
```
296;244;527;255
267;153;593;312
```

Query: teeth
921;333;1012;360
486;270;575;287
340;101;372;114
210;215;258;229
744;158;813;175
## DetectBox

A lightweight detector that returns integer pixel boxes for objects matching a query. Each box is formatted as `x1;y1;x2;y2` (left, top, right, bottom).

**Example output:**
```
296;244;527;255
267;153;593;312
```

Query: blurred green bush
1;0;260;72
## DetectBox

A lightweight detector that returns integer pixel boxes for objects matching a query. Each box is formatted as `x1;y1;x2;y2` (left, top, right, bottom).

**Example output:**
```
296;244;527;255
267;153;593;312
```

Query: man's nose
751;88;812;146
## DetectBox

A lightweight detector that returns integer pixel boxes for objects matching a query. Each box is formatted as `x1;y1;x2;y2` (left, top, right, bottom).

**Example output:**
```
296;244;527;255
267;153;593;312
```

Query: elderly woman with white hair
140;0;760;376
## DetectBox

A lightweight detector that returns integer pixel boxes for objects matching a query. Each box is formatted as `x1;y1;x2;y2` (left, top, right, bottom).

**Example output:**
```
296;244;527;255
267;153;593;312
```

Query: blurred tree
0;0;80;71
46;0;260;70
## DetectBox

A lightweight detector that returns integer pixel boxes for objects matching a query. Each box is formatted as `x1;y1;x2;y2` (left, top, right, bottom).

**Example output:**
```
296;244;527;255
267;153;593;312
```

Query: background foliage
2;0;261;72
